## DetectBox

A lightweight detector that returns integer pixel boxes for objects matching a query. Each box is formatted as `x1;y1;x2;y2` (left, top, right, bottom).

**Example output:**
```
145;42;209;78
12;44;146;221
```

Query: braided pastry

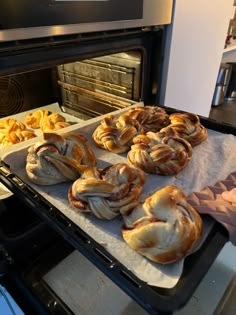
25;109;71;132
0;118;36;147
25;109;49;129
26;132;96;185
161;112;208;146
127;105;170;132
92;114;144;153
68;163;146;220
40;113;71;132
127;129;192;175
122;185;203;264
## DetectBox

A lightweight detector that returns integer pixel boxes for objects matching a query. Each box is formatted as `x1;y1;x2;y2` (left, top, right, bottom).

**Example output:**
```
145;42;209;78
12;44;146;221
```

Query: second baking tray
0;106;234;314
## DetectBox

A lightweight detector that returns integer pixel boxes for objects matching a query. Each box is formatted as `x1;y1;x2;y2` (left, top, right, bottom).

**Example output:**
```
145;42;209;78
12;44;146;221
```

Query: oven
0;1;234;315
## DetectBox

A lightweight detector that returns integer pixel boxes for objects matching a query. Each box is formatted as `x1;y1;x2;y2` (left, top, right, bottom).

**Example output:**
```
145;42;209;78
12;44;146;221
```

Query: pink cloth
187;171;236;246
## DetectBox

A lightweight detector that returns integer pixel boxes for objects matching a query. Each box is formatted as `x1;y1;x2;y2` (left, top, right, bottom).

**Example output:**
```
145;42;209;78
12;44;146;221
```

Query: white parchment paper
2;109;236;288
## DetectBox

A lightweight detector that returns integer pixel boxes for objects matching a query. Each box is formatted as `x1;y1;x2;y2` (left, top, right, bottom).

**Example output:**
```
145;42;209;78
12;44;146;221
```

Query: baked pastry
25;109;49;129
68;163;146;220
26;132;96;185
0;118;36;146
92;113;144;153
160;112;208;146
121;185;203;264
5;130;36;146
127;129;192;175
40;113;71;132
25;109;71;132
128;105;170;132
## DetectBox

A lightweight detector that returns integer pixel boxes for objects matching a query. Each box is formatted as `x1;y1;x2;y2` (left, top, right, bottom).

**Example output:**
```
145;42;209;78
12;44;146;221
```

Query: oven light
51;26;67;35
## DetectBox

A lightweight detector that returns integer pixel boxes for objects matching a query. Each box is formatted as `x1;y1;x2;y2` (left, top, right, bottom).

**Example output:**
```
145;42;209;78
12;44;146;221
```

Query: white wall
160;0;234;117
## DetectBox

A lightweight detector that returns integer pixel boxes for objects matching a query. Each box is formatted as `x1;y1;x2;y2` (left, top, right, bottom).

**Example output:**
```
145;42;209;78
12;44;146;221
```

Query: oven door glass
0;0;143;29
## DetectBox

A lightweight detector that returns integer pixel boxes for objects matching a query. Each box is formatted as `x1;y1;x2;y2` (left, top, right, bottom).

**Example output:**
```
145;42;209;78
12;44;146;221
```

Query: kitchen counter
222;40;236;63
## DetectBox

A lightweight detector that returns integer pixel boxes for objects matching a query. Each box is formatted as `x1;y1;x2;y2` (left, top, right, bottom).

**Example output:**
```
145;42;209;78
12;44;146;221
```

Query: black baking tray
0;108;233;315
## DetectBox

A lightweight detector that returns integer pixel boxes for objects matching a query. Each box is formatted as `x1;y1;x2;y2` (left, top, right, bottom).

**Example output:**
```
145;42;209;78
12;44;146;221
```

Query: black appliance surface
0;0;173;42
0;194;65;315
0;108;232;315
0;0;143;29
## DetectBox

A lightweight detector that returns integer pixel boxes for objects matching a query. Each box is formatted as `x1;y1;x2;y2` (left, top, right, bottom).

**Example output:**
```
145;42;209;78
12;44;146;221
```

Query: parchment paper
0;102;82;150
0;102;82;128
0;102;82;199
2;110;236;288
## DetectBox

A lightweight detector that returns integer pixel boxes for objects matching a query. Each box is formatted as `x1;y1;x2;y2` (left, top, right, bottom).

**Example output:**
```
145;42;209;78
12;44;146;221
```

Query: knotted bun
68;163;146;220
122;185;203;264
0;118;36;146
26;132;96;185
92;114;144;153
40;113;71;132
127;129;192;175
25;109;49;129
25;109;71;132
161;112;207;146
128;105;170;132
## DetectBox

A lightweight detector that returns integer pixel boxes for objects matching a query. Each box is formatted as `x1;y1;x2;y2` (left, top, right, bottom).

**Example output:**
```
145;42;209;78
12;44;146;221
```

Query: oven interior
0;28;164;119
0;28;166;315
0;52;141;119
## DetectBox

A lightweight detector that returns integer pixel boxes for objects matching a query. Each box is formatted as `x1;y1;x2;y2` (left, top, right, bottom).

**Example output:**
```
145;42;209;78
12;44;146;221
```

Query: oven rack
0;157;229;315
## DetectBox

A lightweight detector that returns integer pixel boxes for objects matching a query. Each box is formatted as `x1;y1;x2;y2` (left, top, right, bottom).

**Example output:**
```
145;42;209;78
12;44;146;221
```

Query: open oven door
0;192;73;315
0;26;171;315
0;1;176;314
0;192;161;315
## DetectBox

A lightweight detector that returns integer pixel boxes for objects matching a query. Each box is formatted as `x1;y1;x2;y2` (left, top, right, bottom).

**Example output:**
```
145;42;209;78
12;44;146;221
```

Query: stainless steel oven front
0;0;172;41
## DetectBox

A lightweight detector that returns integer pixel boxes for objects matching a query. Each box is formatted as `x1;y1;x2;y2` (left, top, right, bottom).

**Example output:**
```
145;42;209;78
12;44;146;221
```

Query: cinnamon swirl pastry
68;163;146;220
26;132;96;185
127;129;192;175
92;113;144;153
128;105;170;132
161;112;207;146
122;185;203;264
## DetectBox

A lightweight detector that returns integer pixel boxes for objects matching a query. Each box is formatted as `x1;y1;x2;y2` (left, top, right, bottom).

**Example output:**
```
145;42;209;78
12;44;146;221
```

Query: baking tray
0;102;83;199
0;105;233;314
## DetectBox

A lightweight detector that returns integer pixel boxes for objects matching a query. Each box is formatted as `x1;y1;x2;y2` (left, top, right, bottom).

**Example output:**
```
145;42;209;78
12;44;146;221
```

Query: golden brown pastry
122;185;203;264
0;118;19;130
68;163;146;220
40;113;71;132
25;109;71;132
127;129;192;175
25;109;49;129
26;132;96;185
127;105;170;132
5;130;36;146
92;113;144;153
161;112;208;146
0;118;36;146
